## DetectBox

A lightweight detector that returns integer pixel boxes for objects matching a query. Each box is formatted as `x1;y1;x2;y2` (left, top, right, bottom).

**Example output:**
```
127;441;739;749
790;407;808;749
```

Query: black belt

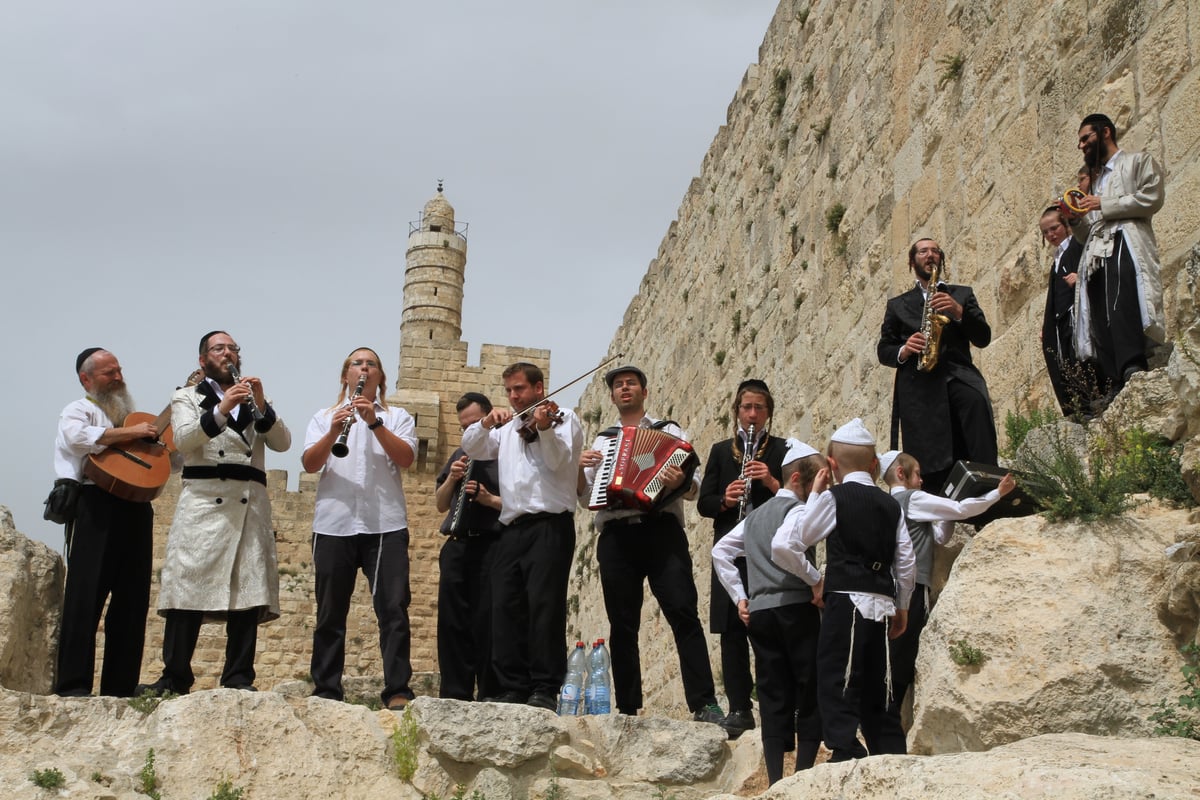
445;528;499;541
507;510;571;528
182;465;267;486
602;515;650;532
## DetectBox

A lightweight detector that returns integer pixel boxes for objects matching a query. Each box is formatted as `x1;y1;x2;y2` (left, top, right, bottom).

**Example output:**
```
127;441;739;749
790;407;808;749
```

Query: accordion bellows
588;427;698;512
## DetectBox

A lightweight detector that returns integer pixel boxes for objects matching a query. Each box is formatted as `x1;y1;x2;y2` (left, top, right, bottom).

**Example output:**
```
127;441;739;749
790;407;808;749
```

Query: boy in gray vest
788;418;915;761
711;439;826;783
878;450;1014;734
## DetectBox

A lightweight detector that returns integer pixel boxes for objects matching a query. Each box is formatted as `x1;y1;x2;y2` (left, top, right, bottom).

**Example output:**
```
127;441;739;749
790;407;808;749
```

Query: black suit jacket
1041;239;1084;414
877;283;992;473
697;434;787;632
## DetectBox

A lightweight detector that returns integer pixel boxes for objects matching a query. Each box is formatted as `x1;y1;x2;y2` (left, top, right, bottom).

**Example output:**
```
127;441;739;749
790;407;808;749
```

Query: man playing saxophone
877;238;997;495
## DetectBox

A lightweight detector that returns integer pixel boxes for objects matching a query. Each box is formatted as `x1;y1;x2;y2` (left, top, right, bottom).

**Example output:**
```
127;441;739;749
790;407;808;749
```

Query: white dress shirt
54;397;114;482
461;408;583;525
304;402;417;535
795;471;916;619
889;484;1005;544
713;487;803;604
770;492;823;585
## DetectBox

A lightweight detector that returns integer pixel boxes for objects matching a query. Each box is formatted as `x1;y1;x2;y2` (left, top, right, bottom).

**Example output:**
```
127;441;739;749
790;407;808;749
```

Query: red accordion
587;426;699;512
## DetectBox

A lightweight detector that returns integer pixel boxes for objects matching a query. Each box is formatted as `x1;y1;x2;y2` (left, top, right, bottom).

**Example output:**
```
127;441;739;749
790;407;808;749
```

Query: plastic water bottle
557;641;587;716
584;638;612;715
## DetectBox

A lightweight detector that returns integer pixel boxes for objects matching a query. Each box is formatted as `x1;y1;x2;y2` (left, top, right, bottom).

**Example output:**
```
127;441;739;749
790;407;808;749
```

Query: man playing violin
578;365;723;723
140;331;291;695
53;347;156;697
461;362;582;711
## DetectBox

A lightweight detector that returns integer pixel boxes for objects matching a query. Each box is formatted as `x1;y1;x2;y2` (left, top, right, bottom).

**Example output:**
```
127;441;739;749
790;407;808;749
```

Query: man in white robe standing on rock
140;330;291;695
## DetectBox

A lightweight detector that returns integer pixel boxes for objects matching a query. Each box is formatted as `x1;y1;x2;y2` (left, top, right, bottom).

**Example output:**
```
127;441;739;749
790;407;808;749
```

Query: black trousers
884;583;929;737
54;486;153;697
923;378;998;496
159;607;260;691
437;532;498;700
490;512;575;696
597;516;717;714
1087;231;1149;392
748;603;822;752
311;530;412;705
817;593;905;761
713;559;755;712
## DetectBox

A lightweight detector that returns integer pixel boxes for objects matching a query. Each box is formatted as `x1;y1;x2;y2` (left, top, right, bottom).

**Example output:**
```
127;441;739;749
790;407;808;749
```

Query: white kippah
878;450;901;476
830;417;875;446
782;438;819;466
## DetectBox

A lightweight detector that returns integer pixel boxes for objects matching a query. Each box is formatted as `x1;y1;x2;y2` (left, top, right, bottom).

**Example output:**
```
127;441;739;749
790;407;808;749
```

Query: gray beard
94;386;136;425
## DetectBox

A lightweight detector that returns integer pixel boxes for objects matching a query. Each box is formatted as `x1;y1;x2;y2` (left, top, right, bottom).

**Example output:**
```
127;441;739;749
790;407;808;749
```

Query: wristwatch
368;419;384;430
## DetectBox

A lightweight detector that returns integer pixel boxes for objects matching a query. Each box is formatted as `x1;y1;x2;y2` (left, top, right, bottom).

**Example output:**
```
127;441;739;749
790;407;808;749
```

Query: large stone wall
567;0;1200;714
79;0;1200;709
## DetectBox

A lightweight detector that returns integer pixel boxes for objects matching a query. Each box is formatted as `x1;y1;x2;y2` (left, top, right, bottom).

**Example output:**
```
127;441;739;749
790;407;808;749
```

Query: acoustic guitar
83;370;203;503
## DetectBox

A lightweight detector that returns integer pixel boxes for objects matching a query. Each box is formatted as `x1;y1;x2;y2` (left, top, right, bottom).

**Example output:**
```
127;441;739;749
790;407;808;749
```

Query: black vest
823;482;901;598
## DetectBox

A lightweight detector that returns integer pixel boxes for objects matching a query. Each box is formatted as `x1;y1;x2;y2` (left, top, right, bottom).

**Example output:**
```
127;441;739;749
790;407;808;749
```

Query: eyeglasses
739;403;768;412
350;359;379;368
207;344;240;354
1078;130;1097;146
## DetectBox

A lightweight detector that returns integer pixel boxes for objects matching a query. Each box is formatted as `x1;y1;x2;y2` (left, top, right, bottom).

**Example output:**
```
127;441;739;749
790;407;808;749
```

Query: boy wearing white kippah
878;450;1014;734
712;439;827;783
785;418;915;761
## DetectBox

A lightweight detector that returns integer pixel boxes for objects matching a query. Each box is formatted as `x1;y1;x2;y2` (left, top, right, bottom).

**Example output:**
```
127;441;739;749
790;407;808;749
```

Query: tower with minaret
399;182;468;351
385;185;550;679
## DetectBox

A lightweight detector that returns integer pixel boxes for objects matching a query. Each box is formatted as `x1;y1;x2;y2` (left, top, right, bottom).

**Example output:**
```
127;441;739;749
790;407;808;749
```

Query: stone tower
400;183;468;353
391;185;550;476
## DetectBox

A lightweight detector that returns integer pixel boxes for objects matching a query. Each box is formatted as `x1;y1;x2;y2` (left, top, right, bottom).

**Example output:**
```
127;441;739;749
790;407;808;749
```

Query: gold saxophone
917;262;950;372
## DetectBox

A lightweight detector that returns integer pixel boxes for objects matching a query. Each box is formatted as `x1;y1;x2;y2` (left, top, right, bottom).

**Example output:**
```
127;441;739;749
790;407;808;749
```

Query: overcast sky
2;0;778;548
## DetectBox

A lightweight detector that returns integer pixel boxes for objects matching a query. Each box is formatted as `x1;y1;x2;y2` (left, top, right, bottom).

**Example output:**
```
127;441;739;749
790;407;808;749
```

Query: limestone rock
0;506;63;693
910;511;1197;754
1102;368;1187;442
415;697;569;768
0;688;416;800
578;714;728;783
1167;319;1200;439
753;733;1200;799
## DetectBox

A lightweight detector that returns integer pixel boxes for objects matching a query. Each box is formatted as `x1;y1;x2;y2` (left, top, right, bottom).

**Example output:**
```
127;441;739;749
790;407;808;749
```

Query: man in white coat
140;331;291;694
1070;112;1166;405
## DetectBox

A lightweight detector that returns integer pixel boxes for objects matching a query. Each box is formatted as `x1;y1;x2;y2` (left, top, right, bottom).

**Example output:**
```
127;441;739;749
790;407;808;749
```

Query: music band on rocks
50;113;1164;781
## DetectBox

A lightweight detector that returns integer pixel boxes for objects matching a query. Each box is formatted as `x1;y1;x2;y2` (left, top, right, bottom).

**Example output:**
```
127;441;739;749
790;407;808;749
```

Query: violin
516;399;564;442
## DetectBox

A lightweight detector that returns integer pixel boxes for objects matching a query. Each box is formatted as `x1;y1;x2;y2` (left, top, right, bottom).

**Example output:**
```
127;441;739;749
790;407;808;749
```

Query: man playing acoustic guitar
53;347;157;697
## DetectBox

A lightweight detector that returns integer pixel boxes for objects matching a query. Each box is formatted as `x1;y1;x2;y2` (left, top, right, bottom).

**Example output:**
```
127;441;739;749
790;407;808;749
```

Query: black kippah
75;347;104;374
737;378;770;395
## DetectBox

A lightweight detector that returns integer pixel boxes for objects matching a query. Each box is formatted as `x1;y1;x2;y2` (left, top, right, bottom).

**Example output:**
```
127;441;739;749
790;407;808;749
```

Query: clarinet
331;374;368;458
736;423;756;521
225;360;266;422
448;459;475;534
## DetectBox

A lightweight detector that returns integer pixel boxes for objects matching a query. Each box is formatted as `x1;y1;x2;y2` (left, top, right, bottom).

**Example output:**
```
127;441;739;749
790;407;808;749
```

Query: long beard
1082;140;1104;170
94;386;136;425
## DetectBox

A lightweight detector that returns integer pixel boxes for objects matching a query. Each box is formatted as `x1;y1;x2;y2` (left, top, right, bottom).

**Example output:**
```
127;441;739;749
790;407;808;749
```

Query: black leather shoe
135;678;187;696
526;692;557;711
721;709;756;739
482;691;526;704
692;703;724;724
223;683;257;692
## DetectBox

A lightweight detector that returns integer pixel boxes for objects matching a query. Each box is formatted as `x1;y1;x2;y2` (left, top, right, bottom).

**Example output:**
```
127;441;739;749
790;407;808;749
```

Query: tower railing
409;217;469;241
